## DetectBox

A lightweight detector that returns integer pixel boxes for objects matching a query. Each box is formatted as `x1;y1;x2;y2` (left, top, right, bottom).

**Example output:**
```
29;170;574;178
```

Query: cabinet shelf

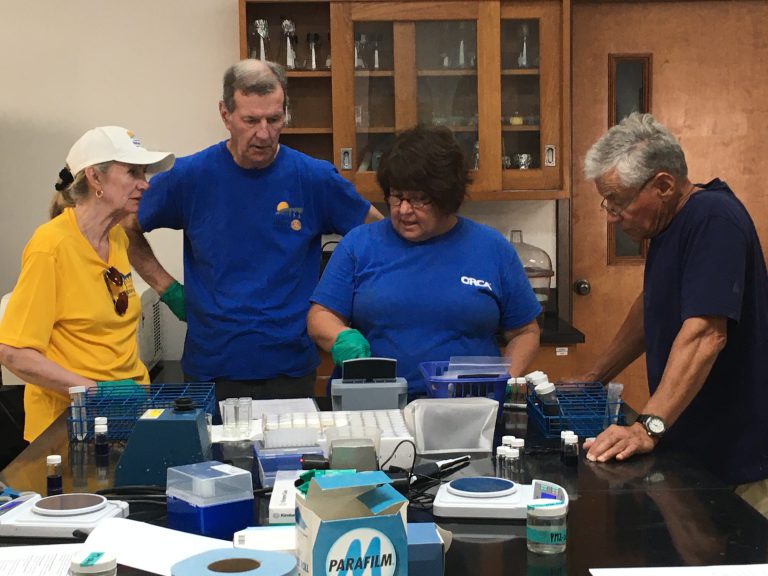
417;69;478;77
355;127;395;134
286;70;332;78
283;127;333;134
501;68;540;76
354;70;394;77
502;125;540;132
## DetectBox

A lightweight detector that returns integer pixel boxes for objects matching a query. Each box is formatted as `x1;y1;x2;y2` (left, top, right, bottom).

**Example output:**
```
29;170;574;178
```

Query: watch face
647;417;665;434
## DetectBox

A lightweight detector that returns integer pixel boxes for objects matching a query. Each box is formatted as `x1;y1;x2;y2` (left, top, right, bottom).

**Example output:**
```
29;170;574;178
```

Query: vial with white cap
534;382;560;416
69;550;117;576
94;424;109;467
46;454;63;496
527;499;567;554
563;435;579;467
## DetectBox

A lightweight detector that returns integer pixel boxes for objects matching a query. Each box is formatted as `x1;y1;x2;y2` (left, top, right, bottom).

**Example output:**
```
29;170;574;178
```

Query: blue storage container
419;361;508;403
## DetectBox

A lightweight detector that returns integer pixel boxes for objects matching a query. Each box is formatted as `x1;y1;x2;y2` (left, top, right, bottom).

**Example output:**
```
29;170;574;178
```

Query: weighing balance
432;477;568;520
0;492;129;538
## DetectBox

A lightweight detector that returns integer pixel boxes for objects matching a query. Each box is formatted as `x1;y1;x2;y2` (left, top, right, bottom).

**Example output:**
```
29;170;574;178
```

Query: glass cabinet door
335;2;493;198
500;3;563;192
353;22;395;174
415;20;478;170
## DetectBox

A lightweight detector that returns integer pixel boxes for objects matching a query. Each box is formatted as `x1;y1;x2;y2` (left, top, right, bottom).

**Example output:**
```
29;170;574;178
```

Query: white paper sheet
85;517;232;576
0;543;80;576
591;565;768;575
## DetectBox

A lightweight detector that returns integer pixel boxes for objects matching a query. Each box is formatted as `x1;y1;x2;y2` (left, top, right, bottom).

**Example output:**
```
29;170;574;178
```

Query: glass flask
509;230;554;311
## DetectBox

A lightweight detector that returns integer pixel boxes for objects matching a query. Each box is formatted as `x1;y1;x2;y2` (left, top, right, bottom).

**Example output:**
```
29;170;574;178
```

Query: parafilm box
295;471;407;576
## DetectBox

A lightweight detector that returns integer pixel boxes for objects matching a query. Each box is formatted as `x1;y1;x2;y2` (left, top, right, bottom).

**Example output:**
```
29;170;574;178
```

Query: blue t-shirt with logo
311;217;541;395
644;179;768;485
138;142;370;380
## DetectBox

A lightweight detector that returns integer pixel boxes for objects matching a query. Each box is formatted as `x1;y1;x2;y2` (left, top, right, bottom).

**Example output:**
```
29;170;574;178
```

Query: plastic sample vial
237;397;252;435
94;424;109;467
527;499;567;554
69;386;87;441
535;382;560;416
69;550;117;576
46;454;63;496
94;416;107;427
560;431;575;463
563;435;579;466
222;398;237;438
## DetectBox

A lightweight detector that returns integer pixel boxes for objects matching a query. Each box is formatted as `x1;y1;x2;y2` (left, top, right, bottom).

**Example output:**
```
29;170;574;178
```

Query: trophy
253;19;269;61
517;24;529;68
307;32;321;71
281;17;298;69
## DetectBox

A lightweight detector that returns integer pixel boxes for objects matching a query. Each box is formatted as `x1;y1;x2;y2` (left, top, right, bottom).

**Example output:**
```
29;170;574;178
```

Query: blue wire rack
526;382;624;439
67;382;215;442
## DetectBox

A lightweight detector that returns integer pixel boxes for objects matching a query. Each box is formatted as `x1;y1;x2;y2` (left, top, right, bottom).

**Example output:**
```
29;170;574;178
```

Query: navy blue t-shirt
644;179;768;485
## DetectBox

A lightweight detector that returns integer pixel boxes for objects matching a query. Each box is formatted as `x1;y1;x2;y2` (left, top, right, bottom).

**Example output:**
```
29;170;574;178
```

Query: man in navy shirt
577;113;768;517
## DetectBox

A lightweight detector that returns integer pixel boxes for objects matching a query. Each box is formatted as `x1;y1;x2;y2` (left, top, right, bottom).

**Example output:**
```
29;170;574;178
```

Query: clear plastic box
166;461;254;540
253;441;323;488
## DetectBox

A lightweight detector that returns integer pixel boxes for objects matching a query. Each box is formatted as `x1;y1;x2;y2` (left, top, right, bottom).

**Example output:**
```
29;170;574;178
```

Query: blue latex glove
96;379;146;399
160;280;186;322
330;329;371;367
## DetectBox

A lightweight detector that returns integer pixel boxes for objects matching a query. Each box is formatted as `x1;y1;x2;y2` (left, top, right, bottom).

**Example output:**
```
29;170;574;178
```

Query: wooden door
542;1;768;412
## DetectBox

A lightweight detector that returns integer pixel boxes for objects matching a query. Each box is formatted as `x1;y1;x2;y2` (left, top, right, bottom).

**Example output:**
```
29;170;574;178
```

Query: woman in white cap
0;127;174;442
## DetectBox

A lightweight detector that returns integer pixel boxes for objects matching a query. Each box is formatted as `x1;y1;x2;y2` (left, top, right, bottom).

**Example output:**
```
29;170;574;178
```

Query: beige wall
0;0;240;295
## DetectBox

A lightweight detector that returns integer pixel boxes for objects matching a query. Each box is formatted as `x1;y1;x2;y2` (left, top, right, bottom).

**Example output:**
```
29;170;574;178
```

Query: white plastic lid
94;417;108;426
511;438;525;448
94;424;108;434
564;435;578;445
525;370;545;380
70;550;117;575
560;430;574;438
47;455;62;465
502;435;516;445
508;448;520;458
535;382;556;395
527;498;567;517
69;386;87;395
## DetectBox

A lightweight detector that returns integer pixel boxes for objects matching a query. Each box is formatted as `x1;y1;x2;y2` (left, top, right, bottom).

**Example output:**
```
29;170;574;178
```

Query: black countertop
2;410;766;575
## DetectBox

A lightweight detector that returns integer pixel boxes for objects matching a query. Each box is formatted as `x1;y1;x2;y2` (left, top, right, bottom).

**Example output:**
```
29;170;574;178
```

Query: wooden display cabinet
239;1;570;201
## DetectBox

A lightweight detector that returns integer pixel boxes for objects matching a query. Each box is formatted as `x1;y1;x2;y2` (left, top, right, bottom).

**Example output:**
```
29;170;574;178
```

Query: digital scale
432;477;568;520
0;492;129;538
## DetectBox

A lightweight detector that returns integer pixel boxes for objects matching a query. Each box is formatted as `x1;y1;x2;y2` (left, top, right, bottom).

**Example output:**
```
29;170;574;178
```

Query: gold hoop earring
95;189;104;199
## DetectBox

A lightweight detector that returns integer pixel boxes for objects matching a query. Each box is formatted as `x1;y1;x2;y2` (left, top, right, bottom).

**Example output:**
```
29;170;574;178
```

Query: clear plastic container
509;230;554;310
527;498;567;554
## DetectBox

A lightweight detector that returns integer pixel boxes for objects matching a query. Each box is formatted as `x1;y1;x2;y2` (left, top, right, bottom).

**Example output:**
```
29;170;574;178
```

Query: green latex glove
96;379;146;399
330;328;371;367
160;280;186;322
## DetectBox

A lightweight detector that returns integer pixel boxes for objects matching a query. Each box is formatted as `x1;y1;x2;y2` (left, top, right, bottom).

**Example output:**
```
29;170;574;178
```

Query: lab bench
1;408;767;575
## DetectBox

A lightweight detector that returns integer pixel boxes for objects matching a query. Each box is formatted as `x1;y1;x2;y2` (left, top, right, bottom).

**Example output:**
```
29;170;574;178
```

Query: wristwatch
636;414;666;438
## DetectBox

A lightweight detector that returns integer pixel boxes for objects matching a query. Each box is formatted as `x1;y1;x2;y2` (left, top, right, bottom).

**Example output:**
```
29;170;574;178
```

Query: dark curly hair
376;125;471;215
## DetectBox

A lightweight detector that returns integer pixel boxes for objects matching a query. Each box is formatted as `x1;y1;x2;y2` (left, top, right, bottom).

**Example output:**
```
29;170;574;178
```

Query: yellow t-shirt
0;208;148;441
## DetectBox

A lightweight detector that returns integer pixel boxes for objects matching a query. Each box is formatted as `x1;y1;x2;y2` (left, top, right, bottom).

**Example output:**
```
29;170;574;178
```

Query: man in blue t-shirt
123;60;382;401
576;113;768;517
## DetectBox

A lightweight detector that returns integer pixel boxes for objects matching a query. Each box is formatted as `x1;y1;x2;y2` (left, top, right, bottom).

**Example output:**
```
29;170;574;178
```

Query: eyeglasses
103;266;128;316
387;195;433;209
599;173;657;218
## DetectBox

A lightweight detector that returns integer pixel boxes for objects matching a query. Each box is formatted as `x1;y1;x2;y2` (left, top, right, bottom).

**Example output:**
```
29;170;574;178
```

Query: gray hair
222;59;287;113
49;162;111;219
583;112;688;188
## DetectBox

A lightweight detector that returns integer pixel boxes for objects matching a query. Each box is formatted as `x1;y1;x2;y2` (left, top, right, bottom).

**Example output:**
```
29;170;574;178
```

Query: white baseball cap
66;126;175;176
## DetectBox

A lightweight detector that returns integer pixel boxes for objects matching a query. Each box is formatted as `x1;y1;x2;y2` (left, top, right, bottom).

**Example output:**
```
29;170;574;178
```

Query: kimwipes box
295;470;408;576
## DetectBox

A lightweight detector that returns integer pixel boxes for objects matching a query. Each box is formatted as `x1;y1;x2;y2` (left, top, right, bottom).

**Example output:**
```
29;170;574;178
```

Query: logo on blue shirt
461;275;492;290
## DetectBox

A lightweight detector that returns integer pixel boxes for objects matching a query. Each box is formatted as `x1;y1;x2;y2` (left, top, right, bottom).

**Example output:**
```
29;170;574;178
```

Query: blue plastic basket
526;382;624;439
419;361;508;403
67;382;216;442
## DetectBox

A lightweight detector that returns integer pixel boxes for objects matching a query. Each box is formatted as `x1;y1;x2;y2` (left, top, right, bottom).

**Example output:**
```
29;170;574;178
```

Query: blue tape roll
171;548;297;576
